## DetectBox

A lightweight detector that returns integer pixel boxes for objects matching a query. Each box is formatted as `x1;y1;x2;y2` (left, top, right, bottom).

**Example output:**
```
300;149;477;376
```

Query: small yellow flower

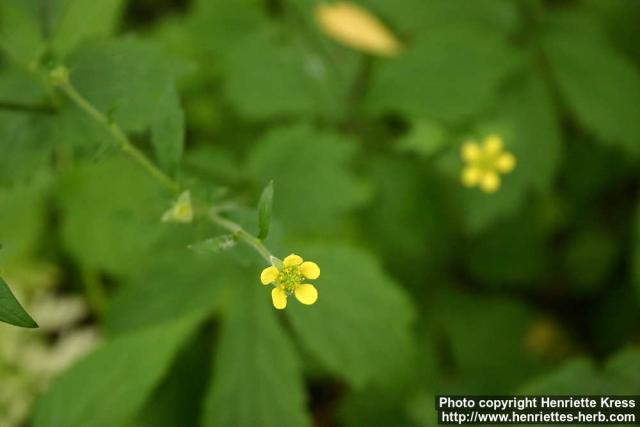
460;134;516;194
260;254;320;310
161;190;194;223
315;2;401;57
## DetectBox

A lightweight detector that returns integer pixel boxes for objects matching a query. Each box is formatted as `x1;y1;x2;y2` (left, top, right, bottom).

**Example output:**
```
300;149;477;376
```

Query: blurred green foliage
1;0;640;426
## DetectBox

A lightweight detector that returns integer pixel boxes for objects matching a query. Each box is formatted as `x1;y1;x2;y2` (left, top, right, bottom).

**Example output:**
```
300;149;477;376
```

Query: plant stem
58;80;180;193
55;71;274;263
209;210;273;262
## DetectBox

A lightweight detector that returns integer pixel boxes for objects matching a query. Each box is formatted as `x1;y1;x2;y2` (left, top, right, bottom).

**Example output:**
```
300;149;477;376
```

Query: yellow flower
460;134;516;194
260;254;320;310
161;190;194;223
315;2;401;57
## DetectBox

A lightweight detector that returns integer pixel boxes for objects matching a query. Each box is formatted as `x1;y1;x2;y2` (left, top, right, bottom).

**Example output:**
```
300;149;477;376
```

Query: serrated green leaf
105;253;223;334
188;0;268;56
66;37;178;132
0;276;37;328
367;27;519;123
248;124;366;232
202;276;311;427
286;243;415;387
0;113;55;186
58;156;166;275
52;0;125;56
33;313;203;427
257;180;274;241
151;82;184;177
543;30;640;154
223;26;352;120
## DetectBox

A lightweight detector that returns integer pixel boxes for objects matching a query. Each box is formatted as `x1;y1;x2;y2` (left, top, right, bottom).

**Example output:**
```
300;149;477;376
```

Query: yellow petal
480;172;501;193
315;2;401;57
283;254;303;267
483;134;503;155
295;284;318;305
460;140;481;162
299;261;320;279
461;167;481;187
496;152;516;173
260;266;279;285
271;287;288;310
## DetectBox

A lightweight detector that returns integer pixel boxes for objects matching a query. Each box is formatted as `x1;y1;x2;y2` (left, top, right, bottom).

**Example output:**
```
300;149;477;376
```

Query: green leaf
397;119;447;158
248;124;367;232
286;243;415;387
202;276;311;427
518;358;601;395
0;0;44;65
362;156;452;278
367;27;519;123
434;290;542;392
518;348;640;396
105;252;223;334
58;156;166;275
33;313;203;427
0;276;37;328
52;0;125;56
0;113;55;186
543;29;640;154
563;227;617;294
604;348;640;392
66;37;179;132
151;82;184;177
464;211;549;288
223;26;353;120
257;180;274;241
358;0;521;37
0;177;49;266
188;0;268;56
135;331;212;427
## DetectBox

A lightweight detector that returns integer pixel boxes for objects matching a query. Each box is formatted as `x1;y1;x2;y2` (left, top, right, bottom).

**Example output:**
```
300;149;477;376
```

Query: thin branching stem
209;209;273;262
58;79;180;193
55;72;274;263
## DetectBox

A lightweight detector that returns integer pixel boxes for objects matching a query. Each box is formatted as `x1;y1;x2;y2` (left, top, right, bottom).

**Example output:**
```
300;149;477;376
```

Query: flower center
277;266;303;294
474;153;499;173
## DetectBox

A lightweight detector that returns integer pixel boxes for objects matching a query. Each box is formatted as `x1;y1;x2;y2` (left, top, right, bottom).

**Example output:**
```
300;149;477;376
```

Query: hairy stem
57;80;180;193
209;210;273;262
55;70;274;264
